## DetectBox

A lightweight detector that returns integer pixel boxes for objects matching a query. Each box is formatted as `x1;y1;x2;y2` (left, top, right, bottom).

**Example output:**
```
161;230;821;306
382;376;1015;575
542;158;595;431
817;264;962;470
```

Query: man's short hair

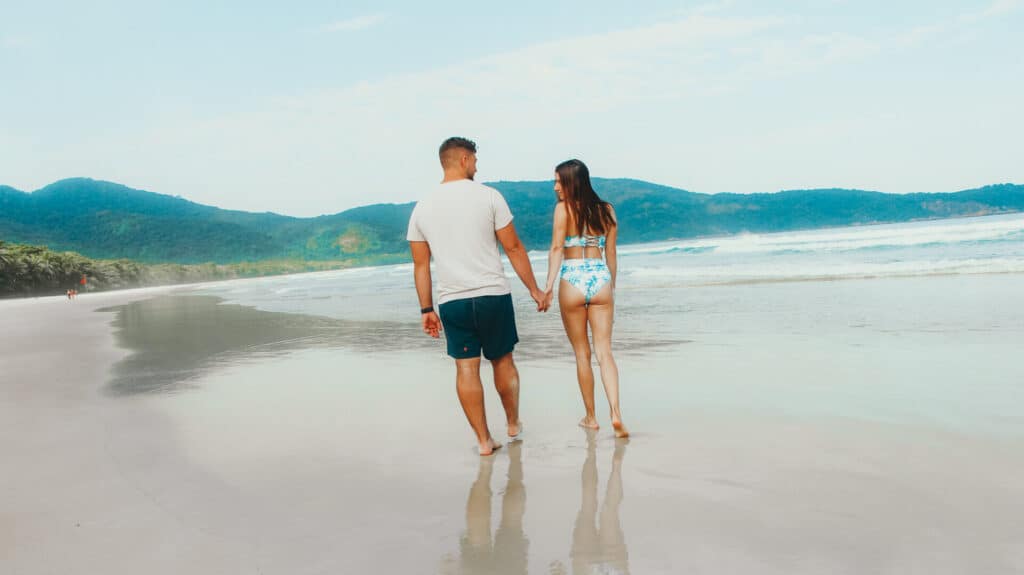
439;137;477;167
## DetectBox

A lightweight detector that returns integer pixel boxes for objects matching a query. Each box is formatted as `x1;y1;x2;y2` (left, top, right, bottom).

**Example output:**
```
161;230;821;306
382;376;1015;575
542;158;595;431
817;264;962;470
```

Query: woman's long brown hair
556;159;615;235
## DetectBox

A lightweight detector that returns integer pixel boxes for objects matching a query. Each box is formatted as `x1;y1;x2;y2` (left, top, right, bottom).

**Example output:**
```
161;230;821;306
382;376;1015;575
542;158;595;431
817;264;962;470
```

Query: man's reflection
449;441;528;575
570;430;630;574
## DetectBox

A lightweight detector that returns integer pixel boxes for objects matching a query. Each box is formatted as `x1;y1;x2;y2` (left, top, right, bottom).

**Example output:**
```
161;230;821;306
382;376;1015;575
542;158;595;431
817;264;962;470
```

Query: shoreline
5;210;1023;301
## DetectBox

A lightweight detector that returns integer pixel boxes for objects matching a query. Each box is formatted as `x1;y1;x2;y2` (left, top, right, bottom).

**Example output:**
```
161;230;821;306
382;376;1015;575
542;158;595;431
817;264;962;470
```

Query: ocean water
193;212;1024;344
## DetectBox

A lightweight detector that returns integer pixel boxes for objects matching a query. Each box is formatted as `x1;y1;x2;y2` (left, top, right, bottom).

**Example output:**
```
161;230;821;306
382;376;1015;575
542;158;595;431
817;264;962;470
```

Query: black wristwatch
421;306;434;314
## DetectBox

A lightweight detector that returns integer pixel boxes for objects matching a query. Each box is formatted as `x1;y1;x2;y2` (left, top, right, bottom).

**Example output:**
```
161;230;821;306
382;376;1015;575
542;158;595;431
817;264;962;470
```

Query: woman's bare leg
560;280;598;429
588;284;628;438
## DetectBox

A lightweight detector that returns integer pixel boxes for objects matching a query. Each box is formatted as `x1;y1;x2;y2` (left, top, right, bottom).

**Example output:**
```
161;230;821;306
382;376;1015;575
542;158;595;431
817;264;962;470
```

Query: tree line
0;241;358;298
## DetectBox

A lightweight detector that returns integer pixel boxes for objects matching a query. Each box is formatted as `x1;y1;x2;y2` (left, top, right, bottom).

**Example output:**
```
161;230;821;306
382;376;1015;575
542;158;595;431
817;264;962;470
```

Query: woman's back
563;209;612;259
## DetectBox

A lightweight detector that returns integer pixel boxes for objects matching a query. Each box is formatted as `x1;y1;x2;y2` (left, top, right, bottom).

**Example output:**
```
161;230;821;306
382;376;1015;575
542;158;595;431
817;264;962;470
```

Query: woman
543;159;629;438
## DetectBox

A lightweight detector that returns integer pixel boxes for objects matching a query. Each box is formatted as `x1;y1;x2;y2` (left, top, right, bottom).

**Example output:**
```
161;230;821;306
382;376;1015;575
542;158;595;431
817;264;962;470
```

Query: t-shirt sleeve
406;204;426;241
492;190;514;231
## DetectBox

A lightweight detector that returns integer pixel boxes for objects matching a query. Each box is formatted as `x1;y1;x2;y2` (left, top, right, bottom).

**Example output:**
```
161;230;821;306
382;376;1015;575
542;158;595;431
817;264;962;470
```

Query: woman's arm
544;202;568;294
606;205;618;290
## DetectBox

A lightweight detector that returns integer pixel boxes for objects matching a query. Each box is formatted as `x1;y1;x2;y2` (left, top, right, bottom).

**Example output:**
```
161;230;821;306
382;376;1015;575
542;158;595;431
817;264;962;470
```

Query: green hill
1;177;1022;264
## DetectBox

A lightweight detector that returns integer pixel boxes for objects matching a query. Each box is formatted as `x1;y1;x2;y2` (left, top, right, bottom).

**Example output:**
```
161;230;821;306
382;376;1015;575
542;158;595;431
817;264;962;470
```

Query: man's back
407;179;513;305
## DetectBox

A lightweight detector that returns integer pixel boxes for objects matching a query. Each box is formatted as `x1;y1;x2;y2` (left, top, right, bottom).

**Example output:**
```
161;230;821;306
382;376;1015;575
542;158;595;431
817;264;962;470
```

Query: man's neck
441;171;470;183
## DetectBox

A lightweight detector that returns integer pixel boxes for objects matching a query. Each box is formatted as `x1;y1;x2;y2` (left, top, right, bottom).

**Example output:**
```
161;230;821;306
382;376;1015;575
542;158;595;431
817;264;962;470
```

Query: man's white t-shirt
406;179;514;305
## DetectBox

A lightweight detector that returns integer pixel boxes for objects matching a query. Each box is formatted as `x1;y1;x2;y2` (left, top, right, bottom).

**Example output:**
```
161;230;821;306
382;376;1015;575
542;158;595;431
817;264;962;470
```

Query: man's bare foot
479;437;503;456
578;416;599;429
508;420;522;439
612;419;630;438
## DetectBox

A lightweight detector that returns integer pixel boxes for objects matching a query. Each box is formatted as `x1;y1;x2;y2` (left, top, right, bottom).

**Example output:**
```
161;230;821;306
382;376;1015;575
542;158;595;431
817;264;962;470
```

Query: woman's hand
543;289;555;311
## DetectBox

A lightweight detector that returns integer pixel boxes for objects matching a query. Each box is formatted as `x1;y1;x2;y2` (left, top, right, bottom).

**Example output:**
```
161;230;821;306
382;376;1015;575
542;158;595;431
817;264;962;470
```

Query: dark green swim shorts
438;293;519;360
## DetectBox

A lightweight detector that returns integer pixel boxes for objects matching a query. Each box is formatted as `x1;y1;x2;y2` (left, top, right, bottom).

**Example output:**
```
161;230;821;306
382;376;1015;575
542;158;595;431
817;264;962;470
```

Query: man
408;137;547;456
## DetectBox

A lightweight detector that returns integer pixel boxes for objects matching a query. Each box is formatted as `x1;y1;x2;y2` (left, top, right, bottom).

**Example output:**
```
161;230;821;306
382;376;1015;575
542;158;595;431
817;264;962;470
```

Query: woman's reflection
570;430;630;575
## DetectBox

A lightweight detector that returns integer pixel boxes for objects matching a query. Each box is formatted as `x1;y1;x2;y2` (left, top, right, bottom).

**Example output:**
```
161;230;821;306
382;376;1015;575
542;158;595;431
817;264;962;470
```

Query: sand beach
3;259;1024;573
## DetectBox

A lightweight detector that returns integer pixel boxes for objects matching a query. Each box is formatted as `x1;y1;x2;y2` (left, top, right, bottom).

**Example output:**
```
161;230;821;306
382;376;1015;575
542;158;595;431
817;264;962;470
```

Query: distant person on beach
543;159;629;438
408;137;548;455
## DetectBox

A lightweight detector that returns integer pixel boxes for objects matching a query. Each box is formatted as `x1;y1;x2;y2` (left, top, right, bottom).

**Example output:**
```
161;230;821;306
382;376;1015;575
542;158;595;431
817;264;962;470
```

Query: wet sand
3;278;1024;573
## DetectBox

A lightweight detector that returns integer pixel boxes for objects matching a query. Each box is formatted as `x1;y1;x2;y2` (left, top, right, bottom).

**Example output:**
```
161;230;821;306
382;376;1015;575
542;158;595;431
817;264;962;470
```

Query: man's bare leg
491;352;521;438
456;357;502;455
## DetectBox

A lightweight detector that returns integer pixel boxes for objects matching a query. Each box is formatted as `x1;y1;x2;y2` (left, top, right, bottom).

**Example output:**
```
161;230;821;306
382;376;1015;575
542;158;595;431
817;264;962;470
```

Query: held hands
421;311;442;338
530;288;550;313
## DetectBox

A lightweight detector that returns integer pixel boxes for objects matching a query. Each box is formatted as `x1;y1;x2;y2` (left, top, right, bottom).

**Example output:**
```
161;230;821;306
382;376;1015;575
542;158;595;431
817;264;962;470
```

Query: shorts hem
482;340;518;361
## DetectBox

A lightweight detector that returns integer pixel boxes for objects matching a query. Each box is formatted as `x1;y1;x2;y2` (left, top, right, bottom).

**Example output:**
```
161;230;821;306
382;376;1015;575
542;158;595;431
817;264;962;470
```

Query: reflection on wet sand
98;295;425;395
445;434;630;575
442;442;528;575
565;430;630;575
99;294;683;396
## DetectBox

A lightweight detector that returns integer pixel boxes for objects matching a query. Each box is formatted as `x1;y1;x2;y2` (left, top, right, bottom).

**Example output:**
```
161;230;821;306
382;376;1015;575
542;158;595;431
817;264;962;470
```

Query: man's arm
495;222;546;310
410;241;441;338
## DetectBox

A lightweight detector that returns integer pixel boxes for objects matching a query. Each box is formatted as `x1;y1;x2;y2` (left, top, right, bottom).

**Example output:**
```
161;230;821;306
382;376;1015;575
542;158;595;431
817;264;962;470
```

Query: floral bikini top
564;233;606;249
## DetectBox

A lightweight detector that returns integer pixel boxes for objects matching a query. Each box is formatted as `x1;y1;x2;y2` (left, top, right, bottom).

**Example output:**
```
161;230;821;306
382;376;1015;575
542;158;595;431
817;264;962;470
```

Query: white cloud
979;0;1023;18
20;8;1021;216
896;22;948;47
93;14;792;215
674;0;737;17
2;35;31;48
323;13;387;33
748;32;879;77
899;0;1023;46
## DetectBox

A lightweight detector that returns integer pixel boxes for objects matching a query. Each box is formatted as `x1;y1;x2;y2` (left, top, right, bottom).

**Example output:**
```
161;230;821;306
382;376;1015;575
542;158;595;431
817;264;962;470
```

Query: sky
1;0;1022;216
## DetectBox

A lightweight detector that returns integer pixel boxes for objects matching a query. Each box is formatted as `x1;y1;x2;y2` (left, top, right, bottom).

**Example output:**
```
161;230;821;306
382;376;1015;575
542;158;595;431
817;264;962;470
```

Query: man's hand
422;311;442;338
531;288;549;312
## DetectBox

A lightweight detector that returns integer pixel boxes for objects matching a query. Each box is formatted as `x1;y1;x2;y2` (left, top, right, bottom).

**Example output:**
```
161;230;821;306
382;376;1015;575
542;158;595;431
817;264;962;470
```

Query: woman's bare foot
578;416;599;429
612;419;630;438
508;420;522;439
479;437;503;456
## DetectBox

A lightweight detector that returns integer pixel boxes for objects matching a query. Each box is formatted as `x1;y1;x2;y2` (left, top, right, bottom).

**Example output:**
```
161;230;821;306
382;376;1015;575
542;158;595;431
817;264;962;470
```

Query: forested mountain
2;177;1022;264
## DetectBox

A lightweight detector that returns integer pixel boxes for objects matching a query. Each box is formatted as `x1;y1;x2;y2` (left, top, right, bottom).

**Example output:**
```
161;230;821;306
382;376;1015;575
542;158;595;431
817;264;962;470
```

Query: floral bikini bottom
560;258;612;304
